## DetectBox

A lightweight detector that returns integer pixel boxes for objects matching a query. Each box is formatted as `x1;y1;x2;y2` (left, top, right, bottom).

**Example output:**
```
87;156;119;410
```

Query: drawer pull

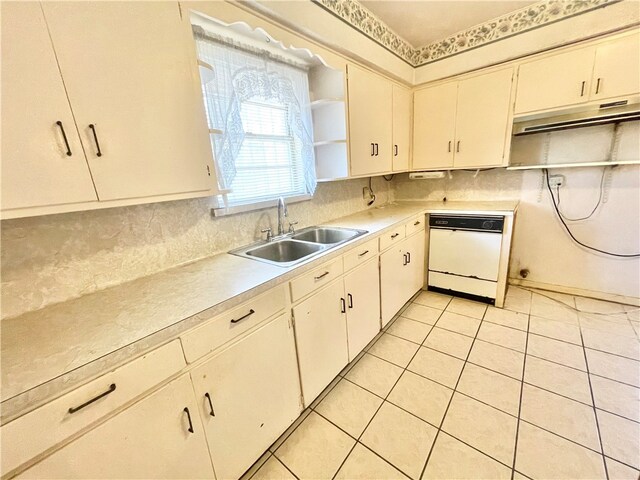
340;297;346;313
414;221;421;226
595;77;602;94
358;250;370;257
314;271;330;280
347;293;353;309
391;233;399;239
68;383;116;414
183;407;194;433
403;254;408;266
407;252;411;264
204;392;215;417
230;309;255;324
580;80;586;97
56;121;72;156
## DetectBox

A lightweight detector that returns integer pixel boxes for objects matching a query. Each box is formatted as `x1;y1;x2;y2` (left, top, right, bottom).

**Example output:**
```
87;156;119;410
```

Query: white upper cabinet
1;2;98;211
454;68;514;168
514;47;595;114
347;64;393;176
591;32;640;101
41;2;215;201
413;82;458;170
413;68;513;170
515;31;640;115
392;85;412;172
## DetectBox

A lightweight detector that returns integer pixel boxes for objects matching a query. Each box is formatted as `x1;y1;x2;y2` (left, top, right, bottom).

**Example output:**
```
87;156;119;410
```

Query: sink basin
230;226;368;267
245;240;324;264
292;227;363;244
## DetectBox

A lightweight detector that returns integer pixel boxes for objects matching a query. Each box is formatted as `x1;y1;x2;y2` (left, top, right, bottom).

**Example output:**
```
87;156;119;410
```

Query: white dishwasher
428;214;504;303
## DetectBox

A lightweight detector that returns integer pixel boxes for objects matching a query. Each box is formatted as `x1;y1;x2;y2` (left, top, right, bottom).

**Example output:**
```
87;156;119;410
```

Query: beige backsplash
1;177;391;319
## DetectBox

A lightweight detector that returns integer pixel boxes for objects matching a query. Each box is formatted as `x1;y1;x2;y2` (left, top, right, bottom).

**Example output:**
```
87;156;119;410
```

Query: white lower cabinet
18;374;215;479
380;230;426;326
292;279;349;405
344;258;381;360
190;314;301;480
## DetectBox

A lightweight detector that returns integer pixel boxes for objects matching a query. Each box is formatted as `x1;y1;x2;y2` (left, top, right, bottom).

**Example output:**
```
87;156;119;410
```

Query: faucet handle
288;221;298;234
261;228;273;241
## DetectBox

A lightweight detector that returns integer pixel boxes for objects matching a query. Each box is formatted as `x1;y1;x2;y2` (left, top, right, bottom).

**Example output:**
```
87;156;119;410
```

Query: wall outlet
548;174;565;188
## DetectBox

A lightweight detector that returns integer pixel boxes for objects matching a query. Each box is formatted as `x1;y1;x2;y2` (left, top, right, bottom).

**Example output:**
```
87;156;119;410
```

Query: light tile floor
243;287;640;480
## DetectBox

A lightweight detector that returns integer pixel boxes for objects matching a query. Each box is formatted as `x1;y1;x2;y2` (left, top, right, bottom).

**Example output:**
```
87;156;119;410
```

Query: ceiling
360;0;539;47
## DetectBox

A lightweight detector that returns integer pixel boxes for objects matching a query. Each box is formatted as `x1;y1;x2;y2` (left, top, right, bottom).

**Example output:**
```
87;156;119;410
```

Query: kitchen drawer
290;257;344;302
1;340;185;476
181;285;286;363
343;237;379;272
379;225;406;251
428;271;497;298
405;215;425;236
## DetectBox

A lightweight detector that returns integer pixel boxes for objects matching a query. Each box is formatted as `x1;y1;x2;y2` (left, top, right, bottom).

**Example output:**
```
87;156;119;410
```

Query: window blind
193;27;317;209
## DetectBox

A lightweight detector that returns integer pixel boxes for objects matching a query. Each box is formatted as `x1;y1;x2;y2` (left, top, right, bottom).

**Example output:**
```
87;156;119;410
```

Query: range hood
513;100;640;136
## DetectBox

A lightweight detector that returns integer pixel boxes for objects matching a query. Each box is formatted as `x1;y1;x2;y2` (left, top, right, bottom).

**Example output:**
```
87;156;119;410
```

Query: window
193;25;317;214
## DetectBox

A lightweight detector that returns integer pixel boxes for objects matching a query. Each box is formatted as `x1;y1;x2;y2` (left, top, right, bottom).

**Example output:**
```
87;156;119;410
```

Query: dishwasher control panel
429;215;504;233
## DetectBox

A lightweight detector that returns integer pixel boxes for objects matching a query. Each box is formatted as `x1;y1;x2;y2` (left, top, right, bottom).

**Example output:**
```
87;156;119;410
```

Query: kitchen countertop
1;200;518;422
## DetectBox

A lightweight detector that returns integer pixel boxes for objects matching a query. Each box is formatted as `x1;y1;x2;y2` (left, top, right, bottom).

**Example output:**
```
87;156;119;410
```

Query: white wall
393;165;640;299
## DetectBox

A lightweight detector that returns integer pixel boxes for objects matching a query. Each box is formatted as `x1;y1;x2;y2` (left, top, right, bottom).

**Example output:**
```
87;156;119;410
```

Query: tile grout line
510;311;529;479
332;292;453;480
577;316;610;480
417;301;489;480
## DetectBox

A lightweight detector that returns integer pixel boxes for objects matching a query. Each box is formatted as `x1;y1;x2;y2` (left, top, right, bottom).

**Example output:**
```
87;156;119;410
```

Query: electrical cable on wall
553;167;607;222
544;169;640;258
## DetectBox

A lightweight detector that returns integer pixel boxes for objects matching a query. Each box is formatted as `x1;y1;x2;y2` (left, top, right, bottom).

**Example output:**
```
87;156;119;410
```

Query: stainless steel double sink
230;226;367;267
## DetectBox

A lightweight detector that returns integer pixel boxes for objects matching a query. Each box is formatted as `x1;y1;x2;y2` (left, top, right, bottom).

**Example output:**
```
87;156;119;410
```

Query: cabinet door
190;314;301;480
41;2;214;201
347;64;393;176
293;280;349;404
413;82;457;170
344;258;381;361
454;68;514;168
392;85;412;172
380;245;407;327
1;2;98;212
591;33;640;101
18;375;214;479
404;230;426;295
514;47;596;114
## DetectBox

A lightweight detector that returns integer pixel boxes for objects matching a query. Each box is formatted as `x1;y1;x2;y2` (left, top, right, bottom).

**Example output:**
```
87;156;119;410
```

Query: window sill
211;194;313;217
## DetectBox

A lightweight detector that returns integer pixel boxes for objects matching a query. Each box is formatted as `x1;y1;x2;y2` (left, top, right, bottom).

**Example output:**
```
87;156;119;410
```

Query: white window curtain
193;27;317;207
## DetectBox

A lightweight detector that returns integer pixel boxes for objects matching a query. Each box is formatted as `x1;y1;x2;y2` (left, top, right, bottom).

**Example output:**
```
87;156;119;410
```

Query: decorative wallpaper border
312;0;622;67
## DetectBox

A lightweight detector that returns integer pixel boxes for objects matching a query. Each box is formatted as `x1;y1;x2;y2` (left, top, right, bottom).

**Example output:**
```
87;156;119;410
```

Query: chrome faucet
277;197;288;236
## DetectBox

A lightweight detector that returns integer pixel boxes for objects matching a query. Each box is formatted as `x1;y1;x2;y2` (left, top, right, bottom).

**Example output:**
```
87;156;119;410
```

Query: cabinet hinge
206;165;211;176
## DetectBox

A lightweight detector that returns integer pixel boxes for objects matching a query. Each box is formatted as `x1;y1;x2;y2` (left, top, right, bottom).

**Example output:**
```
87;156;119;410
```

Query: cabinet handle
414;221;421;226
448;141;452;153
314;271;330;280
56;121;72;156
394;145;398;156
230;309;255;324
456;141;460;153
204;392;215;417
391;233;399;239
374;143;379;156
407;251;411;264
371;143;375;156
580;81;586;97
183;407;194;433
403;253;408;266
358;249;369;257
340;297;346;313
68;383;116;414
347;293;353;308
89;124;102;157
595;77;602;95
